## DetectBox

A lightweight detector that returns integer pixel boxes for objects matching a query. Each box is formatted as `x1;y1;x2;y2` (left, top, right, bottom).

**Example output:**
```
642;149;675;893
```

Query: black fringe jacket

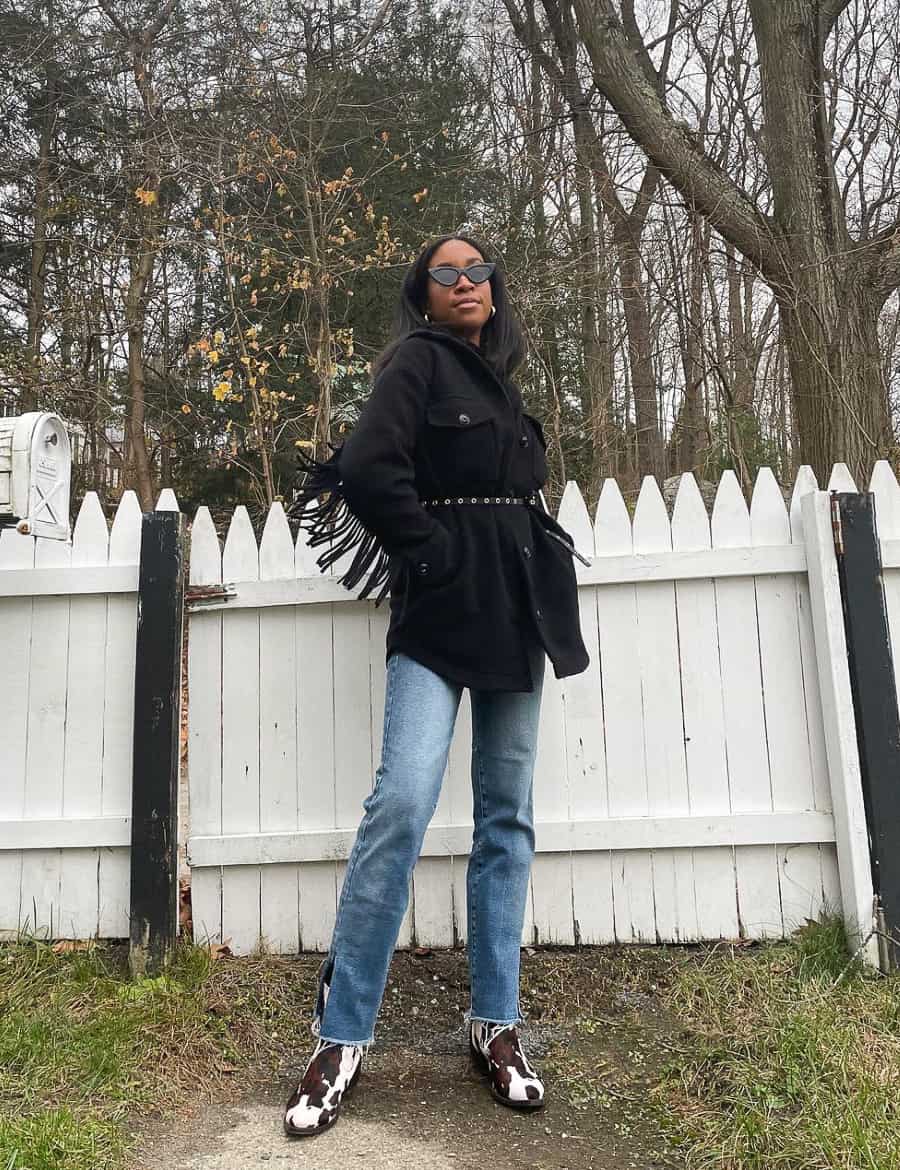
289;327;590;691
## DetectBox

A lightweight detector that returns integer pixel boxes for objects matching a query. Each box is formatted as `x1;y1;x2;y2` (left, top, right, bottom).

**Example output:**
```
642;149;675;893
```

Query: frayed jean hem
310;1021;374;1051
464;1009;525;1028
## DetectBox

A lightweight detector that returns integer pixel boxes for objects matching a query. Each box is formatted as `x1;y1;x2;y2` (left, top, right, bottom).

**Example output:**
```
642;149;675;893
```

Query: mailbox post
0;412;72;541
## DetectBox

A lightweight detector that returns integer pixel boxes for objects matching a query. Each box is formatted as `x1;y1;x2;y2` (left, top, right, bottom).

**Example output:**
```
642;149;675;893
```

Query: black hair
371;234;526;382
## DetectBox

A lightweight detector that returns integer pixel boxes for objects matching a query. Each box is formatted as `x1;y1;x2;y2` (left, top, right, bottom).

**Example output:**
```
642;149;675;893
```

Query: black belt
421;493;539;506
420;492;592;566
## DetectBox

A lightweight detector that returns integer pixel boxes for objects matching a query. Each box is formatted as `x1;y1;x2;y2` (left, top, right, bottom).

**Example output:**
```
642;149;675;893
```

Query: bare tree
98;0;177;508
563;0;900;479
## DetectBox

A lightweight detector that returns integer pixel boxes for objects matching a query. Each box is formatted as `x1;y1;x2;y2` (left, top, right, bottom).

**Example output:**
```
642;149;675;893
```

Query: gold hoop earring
490;305;496;317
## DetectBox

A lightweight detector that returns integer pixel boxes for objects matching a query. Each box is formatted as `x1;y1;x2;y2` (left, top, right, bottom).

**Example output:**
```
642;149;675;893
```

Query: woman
284;234;590;1137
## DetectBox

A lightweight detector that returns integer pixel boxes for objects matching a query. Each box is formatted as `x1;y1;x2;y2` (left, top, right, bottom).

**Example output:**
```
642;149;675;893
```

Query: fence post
800;491;879;966
129;509;186;975
834;493;900;971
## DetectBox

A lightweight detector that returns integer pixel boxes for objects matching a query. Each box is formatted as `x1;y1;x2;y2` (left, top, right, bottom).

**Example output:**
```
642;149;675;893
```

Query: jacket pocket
424;396;497;488
522;411;549;486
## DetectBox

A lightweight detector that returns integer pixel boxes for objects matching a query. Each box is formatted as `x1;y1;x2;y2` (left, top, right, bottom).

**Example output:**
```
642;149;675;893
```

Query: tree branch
820;0;852;41
96;0;130;37
568;0;783;280
343;0;395;60
870;219;900;303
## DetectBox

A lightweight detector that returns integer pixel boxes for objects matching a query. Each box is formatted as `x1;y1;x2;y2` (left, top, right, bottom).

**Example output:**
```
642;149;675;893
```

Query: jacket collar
407;326;515;413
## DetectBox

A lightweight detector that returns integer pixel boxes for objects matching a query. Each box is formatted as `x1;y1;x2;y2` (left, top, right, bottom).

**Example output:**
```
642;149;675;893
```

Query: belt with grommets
419;493;592;566
420;494;538;506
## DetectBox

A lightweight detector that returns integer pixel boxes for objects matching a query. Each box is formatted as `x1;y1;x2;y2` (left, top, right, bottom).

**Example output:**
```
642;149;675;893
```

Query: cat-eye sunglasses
427;261;496;287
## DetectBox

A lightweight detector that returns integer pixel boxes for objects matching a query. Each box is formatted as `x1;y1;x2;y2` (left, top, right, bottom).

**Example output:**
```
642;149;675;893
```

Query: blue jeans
312;641;546;1046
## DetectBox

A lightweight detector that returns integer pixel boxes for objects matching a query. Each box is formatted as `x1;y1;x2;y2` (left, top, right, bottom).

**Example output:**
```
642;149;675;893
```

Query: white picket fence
0;491;141;940
183;464;887;958
3;463;897;958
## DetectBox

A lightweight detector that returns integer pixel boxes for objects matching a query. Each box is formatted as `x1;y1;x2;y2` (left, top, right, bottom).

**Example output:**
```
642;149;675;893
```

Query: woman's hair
371;233;526;381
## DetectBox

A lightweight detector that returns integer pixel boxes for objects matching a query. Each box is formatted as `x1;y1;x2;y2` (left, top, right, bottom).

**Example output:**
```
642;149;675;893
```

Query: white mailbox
0;412;71;541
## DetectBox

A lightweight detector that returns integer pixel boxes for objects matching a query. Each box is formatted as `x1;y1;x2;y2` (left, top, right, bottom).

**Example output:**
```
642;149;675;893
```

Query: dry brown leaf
51;939;94;954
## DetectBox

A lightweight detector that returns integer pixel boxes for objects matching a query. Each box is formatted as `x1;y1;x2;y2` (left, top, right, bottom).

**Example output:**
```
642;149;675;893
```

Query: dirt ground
128;946;686;1170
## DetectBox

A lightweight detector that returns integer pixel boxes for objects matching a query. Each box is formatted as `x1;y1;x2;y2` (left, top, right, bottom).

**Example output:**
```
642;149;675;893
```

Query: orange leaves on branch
134;186;158;206
322;167;354;197
412;187;428;204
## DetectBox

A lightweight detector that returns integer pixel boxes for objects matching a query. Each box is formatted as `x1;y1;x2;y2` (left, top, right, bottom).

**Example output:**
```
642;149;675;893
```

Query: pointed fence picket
530;482;581;945
634;477;695;943
565;484;610;944
671;472;725;943
594;478;655;941
186;507;224;948
0;524;35;937
100;494;142;935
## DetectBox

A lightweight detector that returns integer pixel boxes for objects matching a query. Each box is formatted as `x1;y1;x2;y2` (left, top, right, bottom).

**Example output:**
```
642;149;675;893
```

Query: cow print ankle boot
283;1038;363;1137
469;1020;545;1110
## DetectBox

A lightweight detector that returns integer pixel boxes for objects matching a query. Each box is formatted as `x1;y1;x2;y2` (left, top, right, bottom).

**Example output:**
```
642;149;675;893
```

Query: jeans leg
467;639;545;1024
314;651;462;1046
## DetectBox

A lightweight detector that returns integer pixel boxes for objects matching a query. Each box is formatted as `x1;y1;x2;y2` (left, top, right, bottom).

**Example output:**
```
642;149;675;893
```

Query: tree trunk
670;213;706;474
779;282;890;481
572;112;618;495
750;0;890;481
24;76;57;412
524;21;567;492
99;0;177;508
125;247;156;509
616;236;665;481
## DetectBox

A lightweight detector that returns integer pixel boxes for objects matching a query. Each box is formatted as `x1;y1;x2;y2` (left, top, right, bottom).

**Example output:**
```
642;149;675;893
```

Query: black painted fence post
834;492;900;971
129;510;186;976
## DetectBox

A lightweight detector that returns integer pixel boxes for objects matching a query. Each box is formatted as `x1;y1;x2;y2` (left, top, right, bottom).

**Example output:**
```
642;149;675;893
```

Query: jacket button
520;434;529;446
458;413;470;425
523;546;532;558
416;562;430;576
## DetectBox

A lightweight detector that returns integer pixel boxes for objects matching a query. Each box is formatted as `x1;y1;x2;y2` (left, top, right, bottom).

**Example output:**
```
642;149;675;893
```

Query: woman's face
424;239;494;346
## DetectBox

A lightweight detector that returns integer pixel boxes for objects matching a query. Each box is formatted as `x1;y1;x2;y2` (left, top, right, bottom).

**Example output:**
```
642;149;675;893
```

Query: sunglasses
427;261;495;287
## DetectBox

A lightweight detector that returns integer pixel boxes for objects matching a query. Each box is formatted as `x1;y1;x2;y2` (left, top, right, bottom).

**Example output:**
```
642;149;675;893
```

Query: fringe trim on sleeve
287;443;403;608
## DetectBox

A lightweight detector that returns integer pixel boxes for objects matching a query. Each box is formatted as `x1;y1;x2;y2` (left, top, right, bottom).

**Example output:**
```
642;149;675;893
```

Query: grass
3;921;900;1169
655;917;900;1169
0;937;319;1170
